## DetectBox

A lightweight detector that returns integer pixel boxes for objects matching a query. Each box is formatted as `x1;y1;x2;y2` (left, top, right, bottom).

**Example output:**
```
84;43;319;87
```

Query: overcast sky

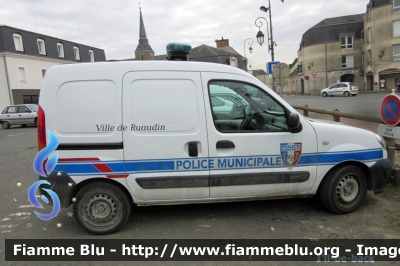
1;0;368;71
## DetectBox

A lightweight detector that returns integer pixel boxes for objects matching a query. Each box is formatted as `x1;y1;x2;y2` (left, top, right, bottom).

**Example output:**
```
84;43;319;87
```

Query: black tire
344;91;350;97
322;92;328;97
73;182;132;234
21;124;27;127
34;118;37;127
319;165;367;214
351;94;357;97
2;121;10;129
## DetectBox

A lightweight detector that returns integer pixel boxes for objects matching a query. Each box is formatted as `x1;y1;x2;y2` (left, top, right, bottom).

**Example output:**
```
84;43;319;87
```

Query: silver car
0;104;38;129
321;82;359;97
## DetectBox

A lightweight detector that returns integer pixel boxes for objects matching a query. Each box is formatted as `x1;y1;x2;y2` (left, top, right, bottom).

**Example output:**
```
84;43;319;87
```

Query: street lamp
255;17;269;47
248;60;252;70
259;1;276;61
243;38;254;58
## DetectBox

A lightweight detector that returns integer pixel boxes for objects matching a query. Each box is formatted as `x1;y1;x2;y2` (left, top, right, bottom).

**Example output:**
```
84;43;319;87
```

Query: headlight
375;133;387;150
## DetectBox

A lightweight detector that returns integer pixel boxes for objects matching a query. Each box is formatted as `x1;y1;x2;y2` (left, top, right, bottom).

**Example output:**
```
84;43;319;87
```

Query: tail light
350;86;352;90
37;105;46;151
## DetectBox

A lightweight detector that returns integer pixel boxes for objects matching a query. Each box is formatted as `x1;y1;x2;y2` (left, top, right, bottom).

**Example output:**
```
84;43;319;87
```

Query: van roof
49;61;255;78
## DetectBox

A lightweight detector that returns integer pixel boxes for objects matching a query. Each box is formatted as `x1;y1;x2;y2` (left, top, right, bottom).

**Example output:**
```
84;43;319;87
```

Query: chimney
215;37;229;48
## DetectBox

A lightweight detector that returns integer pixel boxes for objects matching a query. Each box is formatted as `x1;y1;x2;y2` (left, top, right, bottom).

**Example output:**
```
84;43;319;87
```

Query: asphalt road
283;91;392;119
0;99;399;265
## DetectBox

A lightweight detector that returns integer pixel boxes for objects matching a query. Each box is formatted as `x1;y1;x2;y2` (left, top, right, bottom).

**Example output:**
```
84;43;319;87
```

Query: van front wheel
319;165;367;214
73;182;132;234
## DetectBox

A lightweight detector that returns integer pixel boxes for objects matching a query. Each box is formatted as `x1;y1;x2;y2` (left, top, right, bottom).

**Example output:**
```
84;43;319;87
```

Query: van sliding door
122;71;210;202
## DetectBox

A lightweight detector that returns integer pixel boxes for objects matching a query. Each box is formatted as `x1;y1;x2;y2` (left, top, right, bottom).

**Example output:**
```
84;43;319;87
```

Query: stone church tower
135;8;154;60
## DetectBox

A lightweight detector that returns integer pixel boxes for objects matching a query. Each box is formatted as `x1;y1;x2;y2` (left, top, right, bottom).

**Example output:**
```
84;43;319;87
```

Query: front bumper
38;171;76;208
370;158;392;194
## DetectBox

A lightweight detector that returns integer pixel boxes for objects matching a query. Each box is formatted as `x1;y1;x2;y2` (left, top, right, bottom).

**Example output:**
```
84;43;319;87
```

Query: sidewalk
358;88;398;94
331;116;380;133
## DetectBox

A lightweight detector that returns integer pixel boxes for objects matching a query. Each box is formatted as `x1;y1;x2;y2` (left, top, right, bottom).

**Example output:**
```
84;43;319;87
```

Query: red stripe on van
106;174;129;178
93;163;113;173
58;158;100;162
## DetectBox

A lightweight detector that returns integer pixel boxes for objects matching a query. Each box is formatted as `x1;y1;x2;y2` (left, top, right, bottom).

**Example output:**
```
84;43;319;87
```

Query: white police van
38;59;391;234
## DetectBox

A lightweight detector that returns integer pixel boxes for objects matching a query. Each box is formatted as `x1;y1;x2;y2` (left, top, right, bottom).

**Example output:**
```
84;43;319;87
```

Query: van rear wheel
73;182;132;234
319;165;367;214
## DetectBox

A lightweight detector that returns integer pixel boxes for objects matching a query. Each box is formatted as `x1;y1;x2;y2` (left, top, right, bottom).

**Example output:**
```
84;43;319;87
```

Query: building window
341;55;354;68
18;67;26;82
23;95;39;104
13;33;24;52
141;53;144;60
89;50;95;62
394;21;400;38
73;46;80;60
368;28;372;43
362;52;364;67
230;57;238;67
37;39;46;55
361;30;364;46
341;36;353;49
394;44;400;61
368;50;372;64
394;0;400;13
367;5;371;20
42;69;47;78
57;43;65;58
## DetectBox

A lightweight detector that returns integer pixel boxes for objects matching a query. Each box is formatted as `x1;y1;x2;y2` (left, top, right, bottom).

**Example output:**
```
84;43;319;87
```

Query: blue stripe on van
53;148;383;176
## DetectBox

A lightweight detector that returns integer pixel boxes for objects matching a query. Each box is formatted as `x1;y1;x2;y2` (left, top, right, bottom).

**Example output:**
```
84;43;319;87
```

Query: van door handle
188;141;198;157
216;140;235;149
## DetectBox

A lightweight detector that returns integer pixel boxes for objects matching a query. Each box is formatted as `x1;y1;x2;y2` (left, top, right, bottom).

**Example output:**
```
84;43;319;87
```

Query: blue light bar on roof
166;43;192;54
166;42;192;61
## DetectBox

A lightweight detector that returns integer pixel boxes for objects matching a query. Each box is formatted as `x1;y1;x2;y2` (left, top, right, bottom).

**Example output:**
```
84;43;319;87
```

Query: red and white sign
380;94;400;126
312;74;317;79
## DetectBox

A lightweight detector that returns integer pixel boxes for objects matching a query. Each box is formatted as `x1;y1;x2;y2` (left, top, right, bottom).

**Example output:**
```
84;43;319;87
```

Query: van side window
208;81;288;132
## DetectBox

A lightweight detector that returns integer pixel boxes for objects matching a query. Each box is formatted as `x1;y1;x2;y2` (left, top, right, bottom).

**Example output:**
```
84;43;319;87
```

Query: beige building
364;0;400;90
289;0;400;94
289;14;364;95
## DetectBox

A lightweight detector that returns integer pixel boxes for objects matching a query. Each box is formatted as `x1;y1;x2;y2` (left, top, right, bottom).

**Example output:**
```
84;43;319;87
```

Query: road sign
304;76;309;80
381;93;400;126
312;74;317;79
267;61;279;74
272;63;289;78
378;124;400;139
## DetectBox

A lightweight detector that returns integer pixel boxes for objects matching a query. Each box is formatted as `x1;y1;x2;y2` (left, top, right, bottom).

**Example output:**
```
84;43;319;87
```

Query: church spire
135;7;154;55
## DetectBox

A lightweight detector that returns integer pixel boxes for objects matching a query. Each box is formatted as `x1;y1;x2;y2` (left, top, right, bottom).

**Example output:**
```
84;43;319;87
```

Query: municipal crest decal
280;143;302;170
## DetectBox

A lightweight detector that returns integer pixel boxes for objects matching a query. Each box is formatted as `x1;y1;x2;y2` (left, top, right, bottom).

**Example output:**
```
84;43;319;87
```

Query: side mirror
288;113;302;133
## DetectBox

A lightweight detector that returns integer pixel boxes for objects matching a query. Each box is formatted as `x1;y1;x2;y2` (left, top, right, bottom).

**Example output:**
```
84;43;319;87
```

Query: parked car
321;82;358;97
0;104;38;129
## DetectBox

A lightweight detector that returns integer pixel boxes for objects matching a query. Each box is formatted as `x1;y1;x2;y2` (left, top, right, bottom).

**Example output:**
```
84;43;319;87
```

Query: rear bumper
370;158;392;194
38;171;76;208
